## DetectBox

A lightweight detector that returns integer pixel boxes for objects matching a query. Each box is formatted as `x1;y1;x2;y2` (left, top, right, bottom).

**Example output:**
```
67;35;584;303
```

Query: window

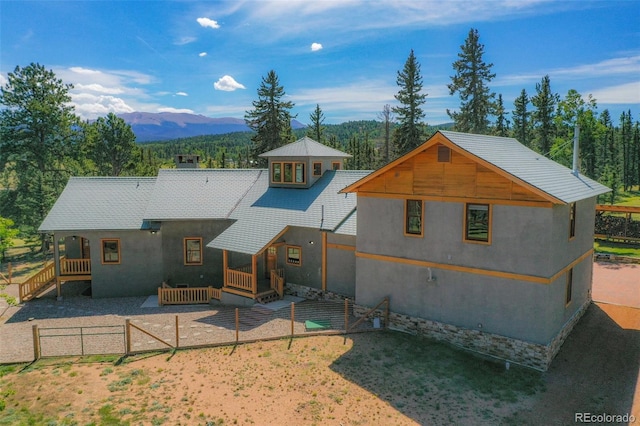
313;162;322;176
437;145;451;162
283;163;293;182
272;163;281;182
184;237;203;265
565;268;573;306
569;202;576;239
332;162;341;171
405;199;423;236
101;239;120;264
295;163;305;183
271;162;306;184
286;245;301;266
465;203;490;243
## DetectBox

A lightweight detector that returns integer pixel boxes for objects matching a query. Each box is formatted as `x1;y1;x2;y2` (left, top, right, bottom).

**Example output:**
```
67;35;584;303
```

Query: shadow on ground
329;303;639;425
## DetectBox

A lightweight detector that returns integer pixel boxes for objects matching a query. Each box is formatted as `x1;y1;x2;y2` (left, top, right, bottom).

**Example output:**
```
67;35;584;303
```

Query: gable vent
437;146;451;163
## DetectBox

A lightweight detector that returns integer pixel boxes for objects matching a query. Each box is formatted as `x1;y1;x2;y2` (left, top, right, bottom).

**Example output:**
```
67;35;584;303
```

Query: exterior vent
437;146;451;163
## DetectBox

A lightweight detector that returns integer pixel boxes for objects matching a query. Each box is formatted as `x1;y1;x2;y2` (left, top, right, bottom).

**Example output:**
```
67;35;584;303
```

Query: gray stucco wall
327;233;356;297
280;227;323;289
159;220;233;288
57;230;164;298
355;196;598;344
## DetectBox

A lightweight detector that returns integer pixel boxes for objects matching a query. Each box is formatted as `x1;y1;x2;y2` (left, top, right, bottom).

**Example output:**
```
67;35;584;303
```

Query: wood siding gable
343;133;554;206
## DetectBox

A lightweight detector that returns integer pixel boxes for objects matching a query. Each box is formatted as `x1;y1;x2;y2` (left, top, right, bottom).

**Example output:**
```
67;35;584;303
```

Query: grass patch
594;240;640;258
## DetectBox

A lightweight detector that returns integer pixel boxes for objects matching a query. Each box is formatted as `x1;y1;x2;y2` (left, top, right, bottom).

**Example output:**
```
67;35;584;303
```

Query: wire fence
29;299;388;360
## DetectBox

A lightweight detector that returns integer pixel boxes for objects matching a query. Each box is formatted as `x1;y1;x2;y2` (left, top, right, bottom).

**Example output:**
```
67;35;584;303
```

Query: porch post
53;236;62;299
222;250;228;288
251;254;257;295
321;232;327;292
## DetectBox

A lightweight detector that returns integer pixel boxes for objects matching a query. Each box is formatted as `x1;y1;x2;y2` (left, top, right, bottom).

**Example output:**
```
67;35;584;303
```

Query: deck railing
60;258;91;276
158;286;218;306
226;268;255;293
270;269;284;298
19;261;56;302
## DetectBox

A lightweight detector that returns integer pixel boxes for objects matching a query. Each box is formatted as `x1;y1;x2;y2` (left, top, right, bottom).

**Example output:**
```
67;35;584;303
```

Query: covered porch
19;235;92;302
222;248;285;302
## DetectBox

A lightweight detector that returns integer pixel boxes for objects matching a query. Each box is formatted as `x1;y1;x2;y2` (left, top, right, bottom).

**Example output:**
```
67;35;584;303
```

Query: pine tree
531;75;558;155
619;110;633;191
392;49;427;156
493;94;509;136
306;104;325;143
512;89;531;146
86;112;137;176
244;70;295;166
447;28;496;134
378;104;394;164
0;63;80;243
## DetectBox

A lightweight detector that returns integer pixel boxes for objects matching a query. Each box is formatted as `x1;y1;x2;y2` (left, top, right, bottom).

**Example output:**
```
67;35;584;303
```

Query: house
341;130;610;370
36;137;366;304
33;131;609;370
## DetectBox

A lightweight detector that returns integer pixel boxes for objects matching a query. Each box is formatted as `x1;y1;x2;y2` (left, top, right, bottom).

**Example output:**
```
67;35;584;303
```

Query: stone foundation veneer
353;297;591;371
284;282;348;303
285;281;590;371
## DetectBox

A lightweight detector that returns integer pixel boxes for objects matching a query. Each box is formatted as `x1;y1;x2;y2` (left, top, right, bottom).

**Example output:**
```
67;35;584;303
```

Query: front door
265;246;277;278
81;238;91;259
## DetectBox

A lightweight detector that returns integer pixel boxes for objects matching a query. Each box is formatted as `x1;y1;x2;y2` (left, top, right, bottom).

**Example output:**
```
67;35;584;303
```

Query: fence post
175;315;179;348
385;297;390;329
125;319;131;355
157;287;162;307
290;302;295;337
344;298;349;332
32;324;40;360
235;308;239;343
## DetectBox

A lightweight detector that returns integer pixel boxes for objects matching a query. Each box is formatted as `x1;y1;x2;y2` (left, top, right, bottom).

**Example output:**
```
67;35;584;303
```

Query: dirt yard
1;301;638;426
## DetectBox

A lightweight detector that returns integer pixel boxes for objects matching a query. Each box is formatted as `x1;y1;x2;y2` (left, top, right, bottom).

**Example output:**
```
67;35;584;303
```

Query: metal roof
208;170;369;254
144;169;262;220
439;131;610;204
38;177;156;232
259;136;352;158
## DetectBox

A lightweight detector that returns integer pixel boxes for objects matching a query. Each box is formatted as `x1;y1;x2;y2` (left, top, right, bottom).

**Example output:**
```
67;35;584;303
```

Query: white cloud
497;55;640;87
199;52;208;57
69;66;102;75
214;75;246;91
158;107;195;114
589;81;640;104
311;42;323;52
71;93;135;117
176;92;188;97
197;17;220;29
175;36;196;45
75;83;124;94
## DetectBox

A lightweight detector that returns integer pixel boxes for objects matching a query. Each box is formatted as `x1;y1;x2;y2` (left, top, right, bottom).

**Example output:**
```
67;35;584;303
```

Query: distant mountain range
119;112;305;142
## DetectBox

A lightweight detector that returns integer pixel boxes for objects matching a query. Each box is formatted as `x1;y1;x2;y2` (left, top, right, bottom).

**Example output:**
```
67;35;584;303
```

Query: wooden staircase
19;261;57;302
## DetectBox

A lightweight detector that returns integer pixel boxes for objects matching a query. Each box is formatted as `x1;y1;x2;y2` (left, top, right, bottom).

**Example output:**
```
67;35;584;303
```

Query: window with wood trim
405;199;423;236
271;163;281;182
184;237;203;265
101;239;121;264
465;203;490;243
313;162;322;176
565;268;573;306
569;202;576;239
332;161;341;171
271;162;306;184
437;145;451;162
286;245;301;266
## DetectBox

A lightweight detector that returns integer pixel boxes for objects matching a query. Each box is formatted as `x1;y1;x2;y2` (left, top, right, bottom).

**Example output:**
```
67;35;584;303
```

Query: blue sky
1;1;639;125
